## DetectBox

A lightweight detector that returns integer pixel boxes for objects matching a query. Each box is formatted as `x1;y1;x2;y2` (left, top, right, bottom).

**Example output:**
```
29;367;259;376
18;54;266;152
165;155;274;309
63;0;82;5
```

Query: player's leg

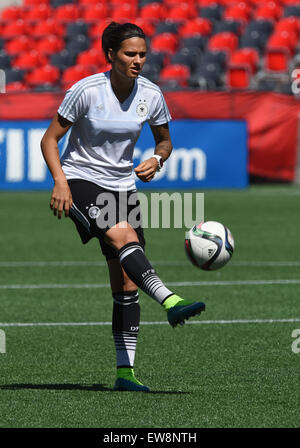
65;181;150;389
105;223;206;327
66;181;147;390
106;257;149;392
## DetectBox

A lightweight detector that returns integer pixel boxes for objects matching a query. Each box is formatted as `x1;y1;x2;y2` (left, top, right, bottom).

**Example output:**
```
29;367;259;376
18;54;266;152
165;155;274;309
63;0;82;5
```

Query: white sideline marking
1;279;300;289
0;283;110;289
168;279;300;286
0;260;185;267
232;261;300;267
1;260;300;268
0;318;299;328
244;188;300;196
0;261;108;267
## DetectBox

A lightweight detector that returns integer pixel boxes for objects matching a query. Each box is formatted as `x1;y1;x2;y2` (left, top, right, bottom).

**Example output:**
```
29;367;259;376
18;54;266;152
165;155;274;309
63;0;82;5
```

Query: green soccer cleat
163;294;206;328
113;377;150;392
113;368;150;392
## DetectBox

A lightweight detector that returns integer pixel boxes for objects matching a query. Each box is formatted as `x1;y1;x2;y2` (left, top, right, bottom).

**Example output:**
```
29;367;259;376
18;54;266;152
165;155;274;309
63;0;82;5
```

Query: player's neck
110;71;135;103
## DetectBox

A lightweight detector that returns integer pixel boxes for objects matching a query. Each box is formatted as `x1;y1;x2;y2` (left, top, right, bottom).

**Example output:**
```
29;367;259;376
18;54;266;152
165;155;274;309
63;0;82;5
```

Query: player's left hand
134;158;158;182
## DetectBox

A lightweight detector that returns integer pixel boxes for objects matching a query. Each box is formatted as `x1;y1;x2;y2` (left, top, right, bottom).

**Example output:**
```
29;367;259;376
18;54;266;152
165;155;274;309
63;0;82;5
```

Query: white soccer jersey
58;71;171;191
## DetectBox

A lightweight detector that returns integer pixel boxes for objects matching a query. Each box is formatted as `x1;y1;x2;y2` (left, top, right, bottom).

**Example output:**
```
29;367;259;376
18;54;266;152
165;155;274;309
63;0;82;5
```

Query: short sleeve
147;90;172;126
57;82;88;123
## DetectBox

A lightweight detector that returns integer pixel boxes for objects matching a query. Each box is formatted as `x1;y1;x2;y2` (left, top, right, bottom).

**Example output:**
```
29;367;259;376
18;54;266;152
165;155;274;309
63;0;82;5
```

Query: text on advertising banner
0;119;248;190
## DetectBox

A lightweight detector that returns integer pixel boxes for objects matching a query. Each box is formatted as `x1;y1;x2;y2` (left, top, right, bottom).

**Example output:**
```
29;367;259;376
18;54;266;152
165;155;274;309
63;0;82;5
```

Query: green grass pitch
0;186;299;428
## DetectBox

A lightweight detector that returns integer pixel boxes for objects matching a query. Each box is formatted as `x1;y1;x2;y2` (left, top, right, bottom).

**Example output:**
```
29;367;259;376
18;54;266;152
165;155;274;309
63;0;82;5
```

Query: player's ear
107;48;115;63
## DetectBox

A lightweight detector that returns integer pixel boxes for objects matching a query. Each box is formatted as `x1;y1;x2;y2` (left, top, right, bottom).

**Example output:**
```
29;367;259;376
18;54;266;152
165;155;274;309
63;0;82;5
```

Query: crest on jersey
136;100;148;117
88;206;101;219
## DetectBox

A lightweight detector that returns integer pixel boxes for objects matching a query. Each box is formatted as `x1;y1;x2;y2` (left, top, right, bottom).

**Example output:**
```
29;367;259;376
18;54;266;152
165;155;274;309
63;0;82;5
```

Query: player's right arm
40;113;73;219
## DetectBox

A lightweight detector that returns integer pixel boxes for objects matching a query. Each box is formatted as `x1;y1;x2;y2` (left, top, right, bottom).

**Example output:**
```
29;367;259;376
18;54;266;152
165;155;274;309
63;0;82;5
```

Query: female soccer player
41;22;205;392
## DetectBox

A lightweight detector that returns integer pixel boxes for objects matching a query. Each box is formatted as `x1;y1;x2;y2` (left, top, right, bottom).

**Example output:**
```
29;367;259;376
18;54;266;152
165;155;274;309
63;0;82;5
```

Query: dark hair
102;22;146;63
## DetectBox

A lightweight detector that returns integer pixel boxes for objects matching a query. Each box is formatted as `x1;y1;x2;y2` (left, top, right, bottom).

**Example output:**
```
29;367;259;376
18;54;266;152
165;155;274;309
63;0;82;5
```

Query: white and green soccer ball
185;221;234;270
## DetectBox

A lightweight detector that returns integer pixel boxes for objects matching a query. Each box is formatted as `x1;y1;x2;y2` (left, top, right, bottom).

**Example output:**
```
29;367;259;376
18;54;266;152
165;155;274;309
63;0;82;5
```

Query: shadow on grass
0;384;190;394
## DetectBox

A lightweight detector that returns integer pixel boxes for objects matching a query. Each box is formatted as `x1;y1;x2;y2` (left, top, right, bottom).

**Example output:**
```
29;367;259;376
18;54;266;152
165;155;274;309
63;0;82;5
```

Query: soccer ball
185;221;234;270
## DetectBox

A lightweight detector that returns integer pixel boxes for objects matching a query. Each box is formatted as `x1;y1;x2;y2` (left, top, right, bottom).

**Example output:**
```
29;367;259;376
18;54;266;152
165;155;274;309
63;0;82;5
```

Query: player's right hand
50;180;73;219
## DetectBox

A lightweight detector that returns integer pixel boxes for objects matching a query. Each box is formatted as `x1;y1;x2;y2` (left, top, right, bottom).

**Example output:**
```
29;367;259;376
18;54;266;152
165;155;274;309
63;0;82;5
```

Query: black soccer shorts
67;179;145;261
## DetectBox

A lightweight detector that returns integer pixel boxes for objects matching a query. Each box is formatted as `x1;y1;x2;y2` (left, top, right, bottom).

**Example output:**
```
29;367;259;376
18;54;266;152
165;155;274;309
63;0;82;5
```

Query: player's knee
105;222;138;250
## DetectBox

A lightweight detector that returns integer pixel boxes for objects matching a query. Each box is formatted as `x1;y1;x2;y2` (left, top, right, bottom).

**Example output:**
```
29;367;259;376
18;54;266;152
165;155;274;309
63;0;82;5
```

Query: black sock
118;242;173;304
112;290;140;368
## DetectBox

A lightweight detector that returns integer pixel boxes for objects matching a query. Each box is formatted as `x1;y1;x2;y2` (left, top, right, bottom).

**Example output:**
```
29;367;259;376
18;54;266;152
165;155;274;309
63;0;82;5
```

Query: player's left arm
134;123;173;182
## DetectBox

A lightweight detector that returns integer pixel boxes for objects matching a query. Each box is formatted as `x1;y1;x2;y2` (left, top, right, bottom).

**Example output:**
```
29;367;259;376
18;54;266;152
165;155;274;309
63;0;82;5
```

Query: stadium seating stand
0;0;299;93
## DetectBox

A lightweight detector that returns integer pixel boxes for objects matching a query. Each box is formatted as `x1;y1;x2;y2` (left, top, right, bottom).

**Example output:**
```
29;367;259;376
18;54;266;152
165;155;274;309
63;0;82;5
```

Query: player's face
110;37;147;80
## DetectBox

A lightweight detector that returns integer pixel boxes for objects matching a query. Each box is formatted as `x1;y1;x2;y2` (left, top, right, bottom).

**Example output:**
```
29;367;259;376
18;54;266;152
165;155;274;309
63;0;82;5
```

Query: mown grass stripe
1;260;300;267
0;318;299;327
1;279;300;289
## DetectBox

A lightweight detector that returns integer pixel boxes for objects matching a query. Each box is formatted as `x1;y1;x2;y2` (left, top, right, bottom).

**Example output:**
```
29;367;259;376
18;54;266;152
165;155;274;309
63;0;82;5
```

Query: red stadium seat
178;18;212;37
78;0;107;4
36;36;65;55
0;6;22;21
82;4;109;23
24;0;50;4
281;0;300;4
26;64;60;87
267;31;298;53
165;0;196;5
265;29;296;70
151;33;179;54
90;39;105;53
110;0;138;5
1;19;30;38
133;18;155;37
223;3;252;23
220;0;244;5
197;0;225;6
54;4;80;23
227;64;251;88
159;63;190;87
96;63;112;73
265;47;290;71
25;4;52;22
140;3;167;23
167;4;198;22
275;17;300;36
31;19;65;38
208;32;238;54
254;2;282;21
89;20;112;40
229;48;259;73
5;36;35;55
111;4;138;21
76;48;107;68
12;50;49;70
248;0;276;6
61;64;95;89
